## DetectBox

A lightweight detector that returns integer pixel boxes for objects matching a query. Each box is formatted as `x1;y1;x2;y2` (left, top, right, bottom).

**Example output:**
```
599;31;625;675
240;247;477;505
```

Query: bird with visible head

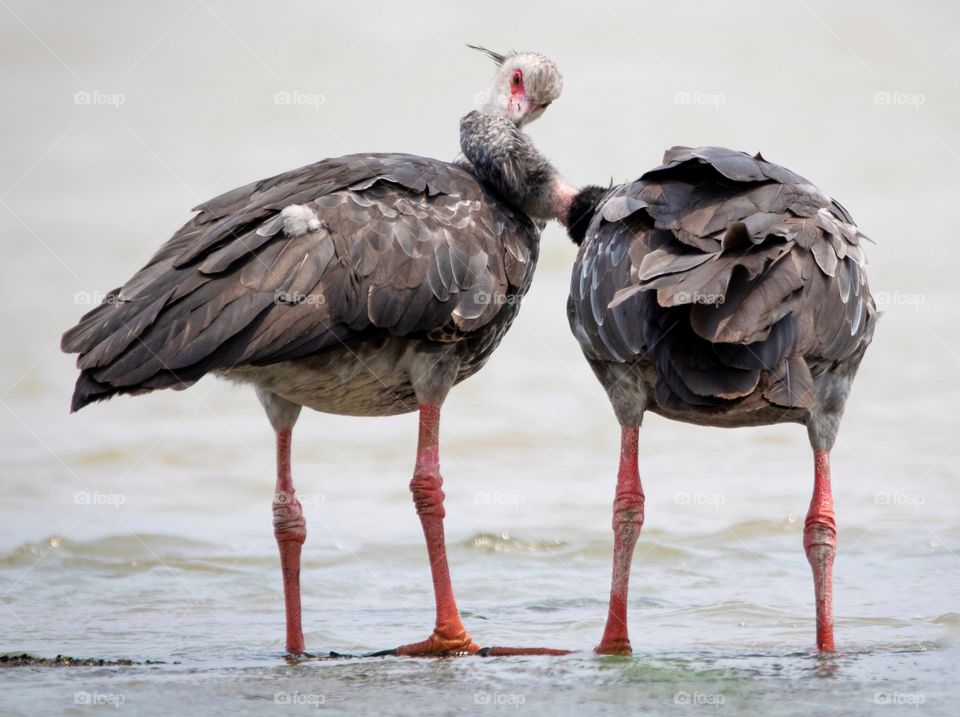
469;45;563;126
61;44;576;659
459;45;577;226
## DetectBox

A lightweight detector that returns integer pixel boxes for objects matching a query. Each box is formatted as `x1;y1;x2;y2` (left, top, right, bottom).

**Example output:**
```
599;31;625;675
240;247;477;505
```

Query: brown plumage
62;153;538;414
568;146;876;426
565;146;877;655
60;47;575;657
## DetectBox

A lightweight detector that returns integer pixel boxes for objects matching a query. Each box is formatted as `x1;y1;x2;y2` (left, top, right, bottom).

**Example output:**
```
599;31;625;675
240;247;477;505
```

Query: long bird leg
273;425;308;656
596;425;644;655
392;403;479;656
383;403;570;658
804;449;837;652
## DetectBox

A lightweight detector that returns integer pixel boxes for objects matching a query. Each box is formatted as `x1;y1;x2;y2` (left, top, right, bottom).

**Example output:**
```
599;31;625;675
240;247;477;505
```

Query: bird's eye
511;70;522;87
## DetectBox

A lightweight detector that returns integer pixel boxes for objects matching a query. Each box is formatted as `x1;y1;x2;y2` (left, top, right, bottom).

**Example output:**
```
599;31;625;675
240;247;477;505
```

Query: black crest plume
467;44;508;65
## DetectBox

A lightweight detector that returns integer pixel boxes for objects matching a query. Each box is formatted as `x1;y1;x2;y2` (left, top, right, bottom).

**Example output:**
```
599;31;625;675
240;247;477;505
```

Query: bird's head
470;45;562;127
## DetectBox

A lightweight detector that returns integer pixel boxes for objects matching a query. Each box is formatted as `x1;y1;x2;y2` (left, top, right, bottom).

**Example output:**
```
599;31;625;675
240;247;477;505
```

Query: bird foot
282;651;316;664
368;630;481;657
594;639;632;656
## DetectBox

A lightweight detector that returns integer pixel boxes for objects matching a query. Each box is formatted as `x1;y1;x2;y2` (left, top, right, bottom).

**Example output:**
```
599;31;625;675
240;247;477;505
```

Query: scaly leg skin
804;449;837;652
389;403;480;656
272;427;309;657
381;404;570;658
596;425;644;656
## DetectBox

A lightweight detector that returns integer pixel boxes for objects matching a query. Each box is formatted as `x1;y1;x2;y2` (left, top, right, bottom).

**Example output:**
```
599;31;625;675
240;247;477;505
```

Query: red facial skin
508;68;551;116
510;69;524;95
508;69;525;115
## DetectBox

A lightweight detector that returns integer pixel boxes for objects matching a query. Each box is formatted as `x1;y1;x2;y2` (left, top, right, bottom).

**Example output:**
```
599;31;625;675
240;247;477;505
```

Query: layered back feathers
62;154;539;411
568;146;877;412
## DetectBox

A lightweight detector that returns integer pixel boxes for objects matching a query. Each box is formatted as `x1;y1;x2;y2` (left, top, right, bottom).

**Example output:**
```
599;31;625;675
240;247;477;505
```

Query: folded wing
569;146;876;411
63;153;538;410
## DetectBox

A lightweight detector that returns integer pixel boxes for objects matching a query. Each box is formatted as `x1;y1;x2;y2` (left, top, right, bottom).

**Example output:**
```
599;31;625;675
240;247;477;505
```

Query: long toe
478;646;573;656
370;630;481;657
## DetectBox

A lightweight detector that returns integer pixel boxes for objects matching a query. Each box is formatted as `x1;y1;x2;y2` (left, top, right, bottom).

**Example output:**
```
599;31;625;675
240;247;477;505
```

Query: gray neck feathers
459;110;557;221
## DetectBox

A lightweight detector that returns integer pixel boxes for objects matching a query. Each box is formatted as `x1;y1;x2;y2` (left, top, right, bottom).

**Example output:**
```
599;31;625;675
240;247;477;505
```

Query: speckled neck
459;110;570;224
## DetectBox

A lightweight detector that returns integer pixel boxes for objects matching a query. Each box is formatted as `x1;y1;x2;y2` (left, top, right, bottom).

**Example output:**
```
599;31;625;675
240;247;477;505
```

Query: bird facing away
61;47;576;657
565;146;877;655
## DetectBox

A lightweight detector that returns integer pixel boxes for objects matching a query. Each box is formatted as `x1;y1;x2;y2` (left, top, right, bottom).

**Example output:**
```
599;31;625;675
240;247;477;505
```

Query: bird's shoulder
174;153;500;264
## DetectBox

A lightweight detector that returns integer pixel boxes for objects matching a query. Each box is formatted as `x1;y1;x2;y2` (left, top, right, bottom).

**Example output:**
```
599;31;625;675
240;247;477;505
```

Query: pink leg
272;427;307;655
395;404;479;656
596;425;644;655
804;449;836;652
384;404;568;657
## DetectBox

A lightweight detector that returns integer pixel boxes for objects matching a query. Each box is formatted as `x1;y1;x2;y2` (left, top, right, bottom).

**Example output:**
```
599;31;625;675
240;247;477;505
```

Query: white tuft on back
281;204;322;237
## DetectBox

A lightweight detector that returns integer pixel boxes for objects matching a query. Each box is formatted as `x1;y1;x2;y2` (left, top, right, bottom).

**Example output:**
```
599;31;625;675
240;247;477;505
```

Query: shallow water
1;1;959;715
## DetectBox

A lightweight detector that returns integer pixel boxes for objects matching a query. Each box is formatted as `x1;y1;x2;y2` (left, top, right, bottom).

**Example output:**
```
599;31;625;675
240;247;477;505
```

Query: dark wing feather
63;153;538;410
569;146;876;413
